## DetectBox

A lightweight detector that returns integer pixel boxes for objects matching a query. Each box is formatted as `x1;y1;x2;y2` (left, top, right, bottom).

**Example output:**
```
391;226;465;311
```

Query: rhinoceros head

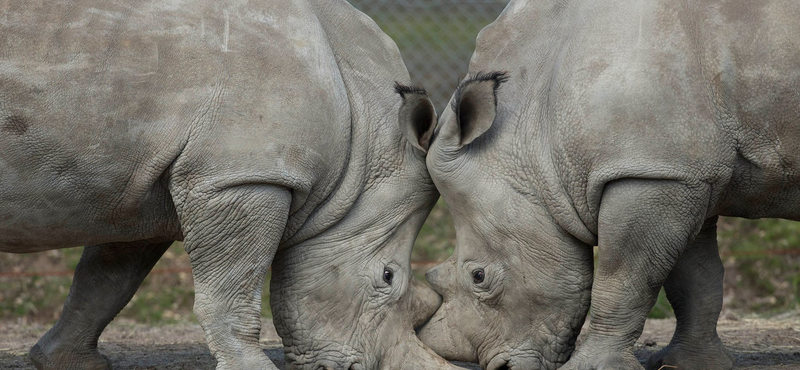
417;72;595;370
269;83;460;370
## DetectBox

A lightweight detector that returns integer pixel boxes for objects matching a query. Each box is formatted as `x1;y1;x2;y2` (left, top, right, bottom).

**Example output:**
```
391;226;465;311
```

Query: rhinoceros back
464;0;800;231
0;0;355;252
698;0;800;219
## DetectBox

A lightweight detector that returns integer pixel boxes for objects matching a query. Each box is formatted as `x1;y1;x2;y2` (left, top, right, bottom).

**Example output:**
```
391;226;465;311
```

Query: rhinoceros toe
29;342;112;370
560;349;643;370
646;340;734;370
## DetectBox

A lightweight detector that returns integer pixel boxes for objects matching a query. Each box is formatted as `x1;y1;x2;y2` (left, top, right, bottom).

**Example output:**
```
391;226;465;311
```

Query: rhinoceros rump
418;0;800;369
0;1;456;370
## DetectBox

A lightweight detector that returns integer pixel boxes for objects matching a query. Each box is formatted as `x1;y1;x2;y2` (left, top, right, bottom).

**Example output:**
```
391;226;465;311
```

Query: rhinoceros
417;0;800;369
0;1;453;370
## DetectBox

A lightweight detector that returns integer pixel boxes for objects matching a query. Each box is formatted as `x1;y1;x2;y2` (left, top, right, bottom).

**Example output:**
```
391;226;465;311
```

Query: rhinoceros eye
383;268;394;285
472;269;485;284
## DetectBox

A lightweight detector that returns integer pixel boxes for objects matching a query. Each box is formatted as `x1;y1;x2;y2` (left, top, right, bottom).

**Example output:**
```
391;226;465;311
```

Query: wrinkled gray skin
418;1;800;369
0;1;455;370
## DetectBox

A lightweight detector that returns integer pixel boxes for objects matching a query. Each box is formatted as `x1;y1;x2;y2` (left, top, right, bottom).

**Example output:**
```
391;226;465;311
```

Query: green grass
649;288;673;319
0;277;71;319
413;199;456;263
717;218;800;314
2;209;799;324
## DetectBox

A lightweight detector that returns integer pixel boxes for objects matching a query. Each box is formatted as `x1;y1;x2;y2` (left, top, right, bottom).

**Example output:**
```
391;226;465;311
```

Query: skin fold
0;1;457;370
417;0;800;369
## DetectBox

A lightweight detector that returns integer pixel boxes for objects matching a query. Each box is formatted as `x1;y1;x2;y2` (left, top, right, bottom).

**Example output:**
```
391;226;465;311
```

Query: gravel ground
1;315;799;369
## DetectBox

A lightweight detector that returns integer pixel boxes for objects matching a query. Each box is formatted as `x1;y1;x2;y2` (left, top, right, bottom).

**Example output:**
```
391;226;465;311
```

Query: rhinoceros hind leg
30;241;172;370
645;217;733;370
181;184;289;370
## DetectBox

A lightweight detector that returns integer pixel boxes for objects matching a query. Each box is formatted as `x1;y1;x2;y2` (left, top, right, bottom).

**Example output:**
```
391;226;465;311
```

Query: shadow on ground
0;344;485;369
3;344;800;370
2;316;799;369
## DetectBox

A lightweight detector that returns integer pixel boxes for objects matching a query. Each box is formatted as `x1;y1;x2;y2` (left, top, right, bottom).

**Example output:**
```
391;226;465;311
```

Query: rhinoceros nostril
487;359;510;370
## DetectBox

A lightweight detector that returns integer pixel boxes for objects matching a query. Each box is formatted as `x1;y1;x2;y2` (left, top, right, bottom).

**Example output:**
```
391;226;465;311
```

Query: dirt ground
1;315;799;370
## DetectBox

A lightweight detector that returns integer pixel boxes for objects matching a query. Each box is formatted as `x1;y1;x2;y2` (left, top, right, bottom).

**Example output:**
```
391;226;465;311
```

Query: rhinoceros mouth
485;352;511;370
485;347;561;370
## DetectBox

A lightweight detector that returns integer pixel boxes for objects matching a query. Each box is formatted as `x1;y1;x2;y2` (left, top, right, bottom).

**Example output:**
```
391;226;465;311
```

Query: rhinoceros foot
29;342;112;370
559;349;643;370
645;339;734;370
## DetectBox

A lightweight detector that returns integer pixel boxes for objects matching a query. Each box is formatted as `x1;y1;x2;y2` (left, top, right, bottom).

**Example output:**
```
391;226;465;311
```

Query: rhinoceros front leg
30;241;172;370
561;179;709;370
180;184;289;370
646;217;734;370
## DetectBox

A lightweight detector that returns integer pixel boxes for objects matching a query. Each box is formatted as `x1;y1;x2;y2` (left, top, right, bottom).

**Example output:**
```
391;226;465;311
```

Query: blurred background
2;0;798;327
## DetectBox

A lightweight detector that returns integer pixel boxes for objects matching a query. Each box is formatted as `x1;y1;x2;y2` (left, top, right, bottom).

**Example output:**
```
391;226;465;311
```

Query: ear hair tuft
471;71;510;86
451;71;509;112
394;82;428;99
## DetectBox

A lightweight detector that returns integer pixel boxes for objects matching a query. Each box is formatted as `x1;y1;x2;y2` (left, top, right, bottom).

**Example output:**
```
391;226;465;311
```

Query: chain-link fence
350;0;509;110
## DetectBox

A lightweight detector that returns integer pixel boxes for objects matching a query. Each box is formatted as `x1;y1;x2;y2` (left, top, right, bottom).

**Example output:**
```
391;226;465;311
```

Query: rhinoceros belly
716;146;800;221
0;114;182;253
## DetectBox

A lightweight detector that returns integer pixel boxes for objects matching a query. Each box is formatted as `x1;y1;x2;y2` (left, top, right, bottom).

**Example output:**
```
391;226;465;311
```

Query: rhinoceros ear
451;71;509;146
396;82;437;153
